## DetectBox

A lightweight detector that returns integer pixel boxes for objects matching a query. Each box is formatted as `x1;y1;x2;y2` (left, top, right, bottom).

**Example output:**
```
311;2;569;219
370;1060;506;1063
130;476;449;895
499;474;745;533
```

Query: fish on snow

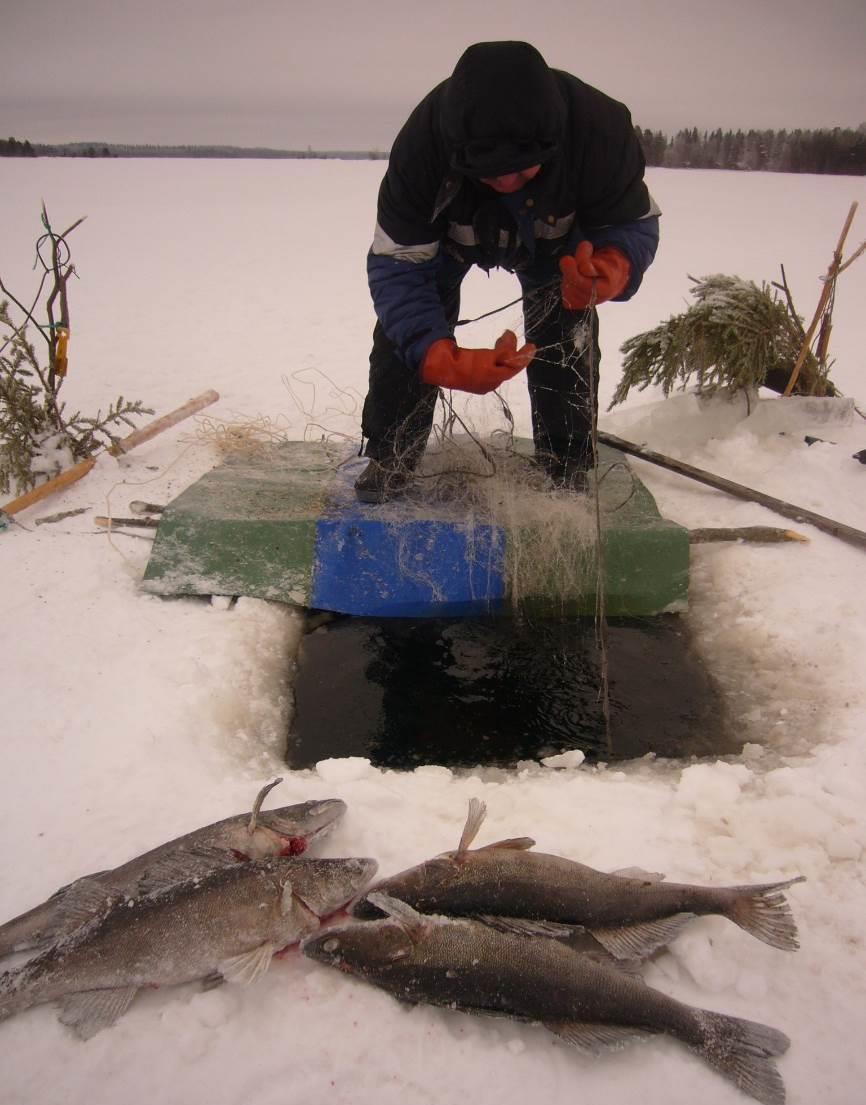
306;893;790;1105
352;799;805;959
0;779;346;959
0;849;376;1039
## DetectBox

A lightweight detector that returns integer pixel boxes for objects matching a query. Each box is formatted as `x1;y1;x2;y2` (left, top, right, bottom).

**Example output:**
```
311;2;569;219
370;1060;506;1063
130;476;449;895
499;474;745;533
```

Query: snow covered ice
0;159;865;1105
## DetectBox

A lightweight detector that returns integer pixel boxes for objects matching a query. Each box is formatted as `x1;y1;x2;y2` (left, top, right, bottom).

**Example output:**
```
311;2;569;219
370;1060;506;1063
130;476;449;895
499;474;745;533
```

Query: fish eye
322;938;341;953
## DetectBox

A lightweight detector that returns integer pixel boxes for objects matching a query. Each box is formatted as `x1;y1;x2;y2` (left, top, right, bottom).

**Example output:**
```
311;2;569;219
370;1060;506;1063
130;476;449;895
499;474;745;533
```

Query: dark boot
354;455;415;504
535;443;592;493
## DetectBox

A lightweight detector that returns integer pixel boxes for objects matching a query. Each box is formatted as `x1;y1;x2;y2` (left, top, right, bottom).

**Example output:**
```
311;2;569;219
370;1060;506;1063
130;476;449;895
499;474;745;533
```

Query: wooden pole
598;430;866;551
1;457;97;517
688;526;808;544
94;515;160;529
108;389;219;456
783;201;858;396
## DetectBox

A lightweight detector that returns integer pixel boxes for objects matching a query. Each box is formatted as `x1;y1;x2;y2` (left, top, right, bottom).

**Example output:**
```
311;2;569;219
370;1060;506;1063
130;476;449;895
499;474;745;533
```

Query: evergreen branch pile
610;274;830;408
0;208;153;496
0;303;152;494
0;303;54;492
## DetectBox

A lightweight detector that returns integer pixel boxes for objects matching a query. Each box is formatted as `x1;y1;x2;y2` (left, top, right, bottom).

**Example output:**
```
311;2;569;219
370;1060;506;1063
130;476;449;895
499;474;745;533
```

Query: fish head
263;798;347;845
350;854;459;919
228;799;348;860
287;857;379;920
301;917;415;975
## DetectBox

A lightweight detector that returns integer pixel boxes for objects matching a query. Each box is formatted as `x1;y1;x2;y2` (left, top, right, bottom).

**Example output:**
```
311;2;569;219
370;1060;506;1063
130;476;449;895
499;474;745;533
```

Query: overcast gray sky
3;0;865;147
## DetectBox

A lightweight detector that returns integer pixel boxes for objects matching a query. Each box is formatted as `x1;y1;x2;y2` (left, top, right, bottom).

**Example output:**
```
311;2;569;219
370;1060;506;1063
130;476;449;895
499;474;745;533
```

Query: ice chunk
315;756;374;783
541;749;586;769
676;761;752;811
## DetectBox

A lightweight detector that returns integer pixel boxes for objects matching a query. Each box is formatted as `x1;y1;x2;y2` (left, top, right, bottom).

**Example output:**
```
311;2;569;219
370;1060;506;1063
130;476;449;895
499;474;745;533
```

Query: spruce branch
610;273;836;409
0;207;152;495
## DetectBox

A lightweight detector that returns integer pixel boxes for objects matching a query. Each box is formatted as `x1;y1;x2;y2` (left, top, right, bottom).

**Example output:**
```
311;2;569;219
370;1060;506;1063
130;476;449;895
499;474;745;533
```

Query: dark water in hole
287;614;740;770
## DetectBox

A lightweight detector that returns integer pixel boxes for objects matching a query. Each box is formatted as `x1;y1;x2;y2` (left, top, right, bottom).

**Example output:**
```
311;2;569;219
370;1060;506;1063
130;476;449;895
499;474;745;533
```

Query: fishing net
400;430;599;612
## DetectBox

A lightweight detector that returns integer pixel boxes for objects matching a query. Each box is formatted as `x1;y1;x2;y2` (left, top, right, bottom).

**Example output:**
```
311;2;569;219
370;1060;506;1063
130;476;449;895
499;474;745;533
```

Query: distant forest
0;138;385;161
636;126;866;174
3;126;866;175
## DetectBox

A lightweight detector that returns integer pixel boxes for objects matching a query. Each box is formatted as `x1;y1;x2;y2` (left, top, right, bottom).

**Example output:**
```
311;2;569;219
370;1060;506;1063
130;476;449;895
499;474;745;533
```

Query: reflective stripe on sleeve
371;222;440;263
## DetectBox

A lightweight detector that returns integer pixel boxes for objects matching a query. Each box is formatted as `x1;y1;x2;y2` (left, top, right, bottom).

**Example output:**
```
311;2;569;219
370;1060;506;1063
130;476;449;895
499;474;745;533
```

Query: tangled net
383;431;600;613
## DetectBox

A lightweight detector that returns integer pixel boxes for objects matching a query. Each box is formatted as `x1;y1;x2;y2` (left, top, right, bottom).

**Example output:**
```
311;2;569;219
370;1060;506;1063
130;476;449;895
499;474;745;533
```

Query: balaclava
441;41;566;178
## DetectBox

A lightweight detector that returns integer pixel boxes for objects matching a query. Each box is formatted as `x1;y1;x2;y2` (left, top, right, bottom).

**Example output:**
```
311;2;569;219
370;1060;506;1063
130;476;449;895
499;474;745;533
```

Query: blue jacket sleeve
367;250;454;372
586;216;660;301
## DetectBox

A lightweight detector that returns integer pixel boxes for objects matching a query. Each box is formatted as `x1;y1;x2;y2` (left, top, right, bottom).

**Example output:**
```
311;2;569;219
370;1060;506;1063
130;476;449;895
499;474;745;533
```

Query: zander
353;799;804;959
306;894;790;1105
0;780;346;958
0;851;376;1039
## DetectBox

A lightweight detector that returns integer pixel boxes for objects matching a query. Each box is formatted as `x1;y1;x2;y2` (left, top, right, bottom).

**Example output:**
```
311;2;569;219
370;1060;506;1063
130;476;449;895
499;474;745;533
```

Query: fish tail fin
727;876;805;950
693;1009;789;1105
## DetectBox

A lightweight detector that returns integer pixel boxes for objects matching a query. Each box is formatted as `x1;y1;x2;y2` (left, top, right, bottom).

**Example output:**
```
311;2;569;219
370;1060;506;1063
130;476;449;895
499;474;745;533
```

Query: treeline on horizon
636;125;866;175
0;138;385;161
3;125;866;175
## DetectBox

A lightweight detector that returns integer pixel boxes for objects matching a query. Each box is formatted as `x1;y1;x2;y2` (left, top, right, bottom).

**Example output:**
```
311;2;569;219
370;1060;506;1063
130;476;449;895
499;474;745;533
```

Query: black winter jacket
368;46;659;370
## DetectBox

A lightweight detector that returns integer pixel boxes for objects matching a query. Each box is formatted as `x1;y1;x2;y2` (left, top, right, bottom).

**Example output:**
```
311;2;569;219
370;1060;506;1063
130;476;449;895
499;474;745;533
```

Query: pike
0;780;347;959
352;800;805;959
0;852;377;1039
304;894;790;1105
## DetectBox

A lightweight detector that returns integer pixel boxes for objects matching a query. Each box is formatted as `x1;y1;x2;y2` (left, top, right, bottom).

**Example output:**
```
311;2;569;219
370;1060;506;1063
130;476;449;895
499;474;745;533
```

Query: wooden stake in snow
784;201;860;396
598;431;866;552
108;389;220;456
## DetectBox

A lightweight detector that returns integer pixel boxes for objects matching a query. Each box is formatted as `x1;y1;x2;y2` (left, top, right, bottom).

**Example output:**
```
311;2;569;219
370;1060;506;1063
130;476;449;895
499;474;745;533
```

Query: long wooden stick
784;201;858;396
599;430;866;551
688;526;808;544
1;457;97;517
94;515;159;529
108;389;219;456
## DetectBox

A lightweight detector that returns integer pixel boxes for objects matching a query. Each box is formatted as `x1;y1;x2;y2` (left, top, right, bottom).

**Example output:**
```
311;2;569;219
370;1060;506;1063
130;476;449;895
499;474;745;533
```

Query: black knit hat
441;41;565;178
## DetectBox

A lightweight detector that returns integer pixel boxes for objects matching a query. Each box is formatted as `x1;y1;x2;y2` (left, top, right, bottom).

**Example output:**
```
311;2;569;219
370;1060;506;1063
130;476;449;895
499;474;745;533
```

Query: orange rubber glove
559;241;631;310
420;329;536;395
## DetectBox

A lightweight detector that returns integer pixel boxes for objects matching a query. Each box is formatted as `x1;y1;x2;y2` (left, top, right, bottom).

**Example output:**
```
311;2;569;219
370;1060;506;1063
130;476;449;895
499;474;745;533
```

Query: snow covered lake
0;158;864;1105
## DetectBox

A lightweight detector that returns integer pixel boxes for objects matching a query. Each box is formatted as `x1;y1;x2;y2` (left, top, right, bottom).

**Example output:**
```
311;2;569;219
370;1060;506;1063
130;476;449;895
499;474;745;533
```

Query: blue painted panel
311;517;506;616
310;467;506;616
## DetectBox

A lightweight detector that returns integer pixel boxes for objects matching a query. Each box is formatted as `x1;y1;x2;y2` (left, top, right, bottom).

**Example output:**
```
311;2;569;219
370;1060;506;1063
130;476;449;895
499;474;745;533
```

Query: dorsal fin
365;892;431;942
248;777;283;833
477;915;575;939
455;798;487;858
475;837;536;852
136;846;239;896
51;876;124;938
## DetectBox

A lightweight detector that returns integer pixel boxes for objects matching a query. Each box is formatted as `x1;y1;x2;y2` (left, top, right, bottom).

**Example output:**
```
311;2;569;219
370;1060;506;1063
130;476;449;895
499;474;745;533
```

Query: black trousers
361;258;599;468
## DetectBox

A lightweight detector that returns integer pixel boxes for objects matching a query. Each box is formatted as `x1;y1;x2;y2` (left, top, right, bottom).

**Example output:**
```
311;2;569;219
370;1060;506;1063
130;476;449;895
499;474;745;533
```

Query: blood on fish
280;837;307;856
